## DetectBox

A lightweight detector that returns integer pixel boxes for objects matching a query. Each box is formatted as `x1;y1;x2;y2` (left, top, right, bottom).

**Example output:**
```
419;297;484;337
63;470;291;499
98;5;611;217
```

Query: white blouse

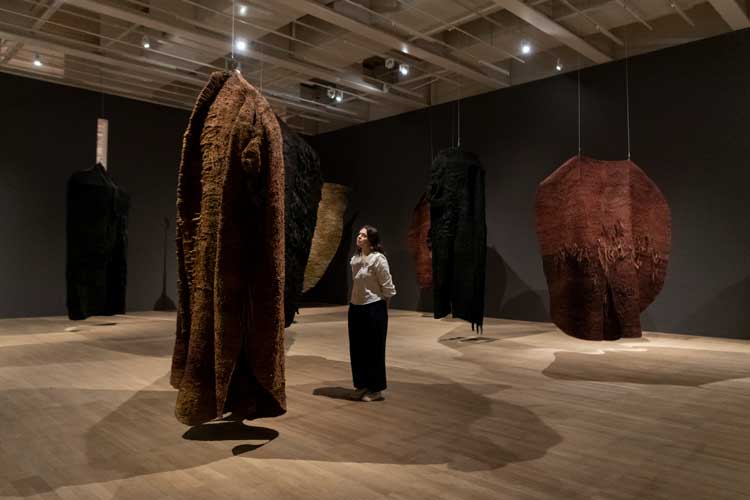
350;251;397;305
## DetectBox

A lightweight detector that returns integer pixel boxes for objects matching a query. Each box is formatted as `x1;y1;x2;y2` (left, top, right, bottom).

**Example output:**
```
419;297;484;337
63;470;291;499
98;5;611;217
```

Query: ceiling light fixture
142;35;150;49
555;58;563;72
327;87;336;99
239;4;248;16
33;53;42;67
399;63;409;76
335;90;343;103
235;38;247;52
385;58;395;69
521;42;532;55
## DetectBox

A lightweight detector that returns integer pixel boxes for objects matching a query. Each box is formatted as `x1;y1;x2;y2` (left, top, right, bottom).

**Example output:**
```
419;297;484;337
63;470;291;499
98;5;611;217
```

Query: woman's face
356;228;370;249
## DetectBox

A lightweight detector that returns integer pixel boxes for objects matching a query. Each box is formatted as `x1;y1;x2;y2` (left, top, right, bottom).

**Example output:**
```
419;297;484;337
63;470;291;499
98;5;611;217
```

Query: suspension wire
231;0;235;61
457;78;462;148
428;105;434;162
577;55;582;157
625;27;632;159
450;93;455;149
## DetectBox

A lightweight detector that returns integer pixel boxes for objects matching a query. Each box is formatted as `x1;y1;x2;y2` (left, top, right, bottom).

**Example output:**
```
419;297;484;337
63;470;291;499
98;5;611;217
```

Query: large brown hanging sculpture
303;183;350;293
429;147;487;330
535;155;671;341
279;120;323;327
171;71;286;425
407;193;432;289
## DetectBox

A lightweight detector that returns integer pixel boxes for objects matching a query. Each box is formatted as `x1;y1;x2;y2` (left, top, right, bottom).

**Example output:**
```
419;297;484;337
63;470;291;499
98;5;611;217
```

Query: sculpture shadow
293;355;560;472
0;356;560;496
183;421;279;455
83;335;175;358
485;247;549;322
675;277;750;339
542;347;750;386
0;384;273;496
484;246;508;317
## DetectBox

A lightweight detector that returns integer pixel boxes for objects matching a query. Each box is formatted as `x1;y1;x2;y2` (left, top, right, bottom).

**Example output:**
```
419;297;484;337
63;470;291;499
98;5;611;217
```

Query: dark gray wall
0;72;189;318
313;29;750;339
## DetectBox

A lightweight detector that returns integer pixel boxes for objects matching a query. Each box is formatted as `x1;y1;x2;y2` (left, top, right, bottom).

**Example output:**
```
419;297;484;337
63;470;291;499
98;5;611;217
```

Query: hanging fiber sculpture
303;183;350;293
535;155;671;341
171;71;286;425
428;147;487;330
279;120;323;327
66;163;130;320
407;193;432;289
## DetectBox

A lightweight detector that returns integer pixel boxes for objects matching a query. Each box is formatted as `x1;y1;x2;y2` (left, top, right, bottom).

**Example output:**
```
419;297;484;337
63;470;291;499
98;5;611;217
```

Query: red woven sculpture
407;193;433;289
535;156;671;340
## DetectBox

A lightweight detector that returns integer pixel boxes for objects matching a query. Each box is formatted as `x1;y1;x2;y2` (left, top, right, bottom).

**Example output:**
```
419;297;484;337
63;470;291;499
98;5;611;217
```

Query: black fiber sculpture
66;163;130;320
280;120;323;327
428;147;487;331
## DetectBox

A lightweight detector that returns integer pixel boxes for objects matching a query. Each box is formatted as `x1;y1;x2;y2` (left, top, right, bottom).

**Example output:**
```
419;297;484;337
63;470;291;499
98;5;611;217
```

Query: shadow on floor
296;355;560;473
313;386;361;400
183;420;279;455
542;347;750;386
0;352;560;496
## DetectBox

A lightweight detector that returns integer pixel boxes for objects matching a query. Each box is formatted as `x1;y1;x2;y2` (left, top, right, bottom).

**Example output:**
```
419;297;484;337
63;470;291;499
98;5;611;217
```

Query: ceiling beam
0;28;363;124
488;0;612;63
0;27;207;86
63;0;425;109
0;0;66;65
706;0;750;30
270;0;505;89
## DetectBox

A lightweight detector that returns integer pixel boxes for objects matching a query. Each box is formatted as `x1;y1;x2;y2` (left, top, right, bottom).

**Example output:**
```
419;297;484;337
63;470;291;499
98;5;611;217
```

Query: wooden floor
0;307;749;500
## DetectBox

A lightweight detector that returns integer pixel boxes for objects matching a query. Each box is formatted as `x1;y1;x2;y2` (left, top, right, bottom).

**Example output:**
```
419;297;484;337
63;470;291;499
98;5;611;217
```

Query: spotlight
335;90;343;103
33;53;42;67
384;57;395;69
521;41;531;55
238;4;248;16
555;58;563;72
327;87;336;99
235;38;247;51
142;35;150;49
399;63;409;76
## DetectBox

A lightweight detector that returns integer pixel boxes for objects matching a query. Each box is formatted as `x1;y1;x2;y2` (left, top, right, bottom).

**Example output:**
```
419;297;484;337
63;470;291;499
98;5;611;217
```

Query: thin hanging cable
428;106;434;162
230;0;236;64
450;95;455;150
577;60;581;157
625;28;632;159
457;78;462;148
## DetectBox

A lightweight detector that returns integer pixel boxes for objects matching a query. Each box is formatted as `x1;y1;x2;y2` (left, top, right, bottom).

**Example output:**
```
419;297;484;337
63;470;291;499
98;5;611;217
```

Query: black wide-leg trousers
348;300;388;392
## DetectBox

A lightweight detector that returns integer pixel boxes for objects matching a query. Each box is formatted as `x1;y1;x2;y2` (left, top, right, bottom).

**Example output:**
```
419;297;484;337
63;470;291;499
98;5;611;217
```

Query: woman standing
348;225;397;402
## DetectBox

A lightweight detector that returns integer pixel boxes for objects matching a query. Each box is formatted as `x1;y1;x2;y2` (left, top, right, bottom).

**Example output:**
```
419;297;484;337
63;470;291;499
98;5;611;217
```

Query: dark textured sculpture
407;193;432;289
279;120;323;327
535;155;671;341
66;163;130;320
171;71;286;425
428;147;487;330
303;183;350;293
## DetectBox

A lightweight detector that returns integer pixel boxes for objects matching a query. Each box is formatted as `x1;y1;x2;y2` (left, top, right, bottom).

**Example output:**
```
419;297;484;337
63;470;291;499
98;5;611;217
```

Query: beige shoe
350;388;367;400
361;391;384;402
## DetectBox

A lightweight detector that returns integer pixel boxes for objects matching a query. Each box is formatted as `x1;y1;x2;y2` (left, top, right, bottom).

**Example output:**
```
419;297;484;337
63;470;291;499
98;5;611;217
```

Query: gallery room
0;0;748;498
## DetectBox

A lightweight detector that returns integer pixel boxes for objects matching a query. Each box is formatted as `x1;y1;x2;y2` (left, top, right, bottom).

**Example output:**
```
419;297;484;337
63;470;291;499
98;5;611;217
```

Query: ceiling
0;0;747;135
